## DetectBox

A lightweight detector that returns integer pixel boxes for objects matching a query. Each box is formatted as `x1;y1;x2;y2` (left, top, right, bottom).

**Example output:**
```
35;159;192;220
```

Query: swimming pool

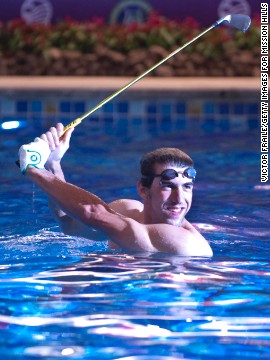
1;89;269;359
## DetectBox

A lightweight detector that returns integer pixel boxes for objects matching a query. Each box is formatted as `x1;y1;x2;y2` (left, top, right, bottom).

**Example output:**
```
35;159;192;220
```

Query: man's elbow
56;211;90;236
58;217;77;236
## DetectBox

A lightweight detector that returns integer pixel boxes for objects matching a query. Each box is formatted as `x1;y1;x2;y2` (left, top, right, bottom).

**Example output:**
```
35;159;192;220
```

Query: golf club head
216;14;251;32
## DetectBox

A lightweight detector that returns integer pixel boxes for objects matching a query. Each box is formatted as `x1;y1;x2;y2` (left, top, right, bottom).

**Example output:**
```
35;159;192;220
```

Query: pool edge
0;76;260;92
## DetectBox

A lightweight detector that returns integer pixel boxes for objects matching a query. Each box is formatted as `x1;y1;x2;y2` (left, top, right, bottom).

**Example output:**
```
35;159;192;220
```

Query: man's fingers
44;130;57;150
40;128;57;148
49;127;59;147
39;123;72;151
40;133;48;142
60;127;74;144
56;123;64;138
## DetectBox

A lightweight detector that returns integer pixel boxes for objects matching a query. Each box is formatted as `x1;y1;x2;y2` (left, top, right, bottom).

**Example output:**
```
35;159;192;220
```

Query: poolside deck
0;77;260;92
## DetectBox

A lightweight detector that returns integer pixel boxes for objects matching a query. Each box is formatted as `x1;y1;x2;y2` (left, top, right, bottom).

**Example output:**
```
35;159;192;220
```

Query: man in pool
18;123;213;257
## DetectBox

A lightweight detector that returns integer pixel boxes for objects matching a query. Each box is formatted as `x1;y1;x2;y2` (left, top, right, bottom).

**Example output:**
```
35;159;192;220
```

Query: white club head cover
18;137;50;174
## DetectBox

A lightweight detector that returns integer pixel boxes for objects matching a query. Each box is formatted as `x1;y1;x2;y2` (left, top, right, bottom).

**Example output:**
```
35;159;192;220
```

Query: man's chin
165;217;184;227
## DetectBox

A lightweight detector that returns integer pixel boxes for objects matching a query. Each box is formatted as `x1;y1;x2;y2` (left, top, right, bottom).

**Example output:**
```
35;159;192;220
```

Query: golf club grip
60;117;82;139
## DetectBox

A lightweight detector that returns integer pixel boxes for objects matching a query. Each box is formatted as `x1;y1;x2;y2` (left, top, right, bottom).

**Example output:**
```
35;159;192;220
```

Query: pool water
1;119;270;359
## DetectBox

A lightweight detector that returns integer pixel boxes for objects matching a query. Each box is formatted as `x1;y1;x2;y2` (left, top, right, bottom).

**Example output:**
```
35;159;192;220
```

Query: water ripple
0;252;270;358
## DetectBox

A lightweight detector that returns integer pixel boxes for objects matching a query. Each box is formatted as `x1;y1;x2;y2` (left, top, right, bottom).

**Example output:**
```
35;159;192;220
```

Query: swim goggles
143;168;197;184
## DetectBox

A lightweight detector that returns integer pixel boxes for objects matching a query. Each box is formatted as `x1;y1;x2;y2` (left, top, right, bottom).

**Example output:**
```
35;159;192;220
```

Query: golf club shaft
60;22;217;137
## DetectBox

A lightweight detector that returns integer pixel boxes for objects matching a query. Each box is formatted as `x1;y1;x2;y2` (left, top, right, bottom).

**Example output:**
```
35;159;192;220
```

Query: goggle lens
160;168;196;182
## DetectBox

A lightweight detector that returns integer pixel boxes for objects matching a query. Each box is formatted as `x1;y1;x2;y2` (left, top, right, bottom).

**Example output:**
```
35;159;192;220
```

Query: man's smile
163;204;185;217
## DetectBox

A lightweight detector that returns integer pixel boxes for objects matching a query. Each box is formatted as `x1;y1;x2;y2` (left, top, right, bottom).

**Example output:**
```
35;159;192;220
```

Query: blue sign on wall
0;0;259;25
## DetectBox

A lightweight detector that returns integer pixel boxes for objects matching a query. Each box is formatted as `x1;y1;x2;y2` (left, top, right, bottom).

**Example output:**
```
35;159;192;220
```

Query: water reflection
0;244;270;358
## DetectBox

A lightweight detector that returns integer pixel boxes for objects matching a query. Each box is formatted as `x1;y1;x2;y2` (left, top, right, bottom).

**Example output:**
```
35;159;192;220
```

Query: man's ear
137;180;149;200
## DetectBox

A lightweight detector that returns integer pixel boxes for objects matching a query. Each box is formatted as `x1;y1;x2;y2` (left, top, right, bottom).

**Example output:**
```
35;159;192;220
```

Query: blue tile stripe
0;94;259;134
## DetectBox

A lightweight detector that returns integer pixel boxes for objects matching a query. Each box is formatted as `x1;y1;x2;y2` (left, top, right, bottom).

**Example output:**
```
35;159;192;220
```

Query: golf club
16;14;251;167
59;14;251;137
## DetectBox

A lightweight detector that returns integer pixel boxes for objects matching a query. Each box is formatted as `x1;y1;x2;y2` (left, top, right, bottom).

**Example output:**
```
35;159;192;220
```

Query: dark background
0;0;259;25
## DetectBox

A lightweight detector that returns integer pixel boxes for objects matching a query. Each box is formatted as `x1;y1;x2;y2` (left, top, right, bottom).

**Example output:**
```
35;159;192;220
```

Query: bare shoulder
99;210;212;256
109;199;144;222
98;200;212;256
109;199;143;211
146;223;213;257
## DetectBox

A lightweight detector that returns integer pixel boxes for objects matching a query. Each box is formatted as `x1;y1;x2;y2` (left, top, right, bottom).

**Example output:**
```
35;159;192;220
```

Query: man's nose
172;187;183;203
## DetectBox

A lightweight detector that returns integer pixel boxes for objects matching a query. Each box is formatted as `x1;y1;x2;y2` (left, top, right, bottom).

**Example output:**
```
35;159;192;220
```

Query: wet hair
140;147;194;188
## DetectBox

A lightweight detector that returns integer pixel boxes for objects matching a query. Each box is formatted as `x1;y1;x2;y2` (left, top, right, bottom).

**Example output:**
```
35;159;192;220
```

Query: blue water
1;120;270;359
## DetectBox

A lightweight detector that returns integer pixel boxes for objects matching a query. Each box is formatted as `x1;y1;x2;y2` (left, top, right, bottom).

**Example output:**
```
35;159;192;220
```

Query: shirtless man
18;123;213;257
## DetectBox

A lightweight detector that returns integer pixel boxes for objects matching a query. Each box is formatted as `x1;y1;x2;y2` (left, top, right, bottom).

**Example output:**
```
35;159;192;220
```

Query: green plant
0;14;260;57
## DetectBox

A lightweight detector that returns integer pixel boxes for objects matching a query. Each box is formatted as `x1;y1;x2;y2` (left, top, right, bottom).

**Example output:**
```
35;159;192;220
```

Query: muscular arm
27;167;150;248
45;161;104;239
40;124;105;239
26;167;212;256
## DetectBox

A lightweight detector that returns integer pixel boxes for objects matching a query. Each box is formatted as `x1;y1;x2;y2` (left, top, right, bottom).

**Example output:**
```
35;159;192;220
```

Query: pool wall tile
175;102;186;114
16;100;28;112
103;102;114;113
45;100;57;114
117;102;129;113
146;103;157;114
233;103;245;115
131;117;142;126
129;100;145;115
161;103;171;115
219;118;230;131
60;101;71;113
248;103;259;114
0;89;259;136
188;101;202;115
248;118;259;129
1;98;15;114
86;100;102;115
175;118;186;130
204;102;215;114
218;103;230;114
74;102;85;113
31;100;42;112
